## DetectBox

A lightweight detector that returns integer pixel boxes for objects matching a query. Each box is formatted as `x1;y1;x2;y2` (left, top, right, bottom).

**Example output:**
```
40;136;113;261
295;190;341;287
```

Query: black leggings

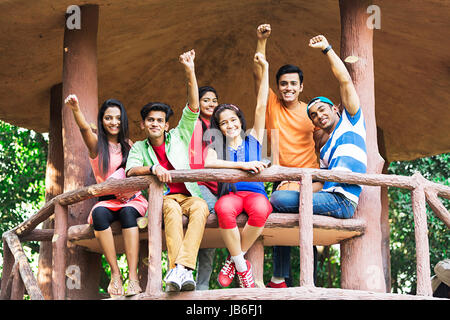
92;206;141;231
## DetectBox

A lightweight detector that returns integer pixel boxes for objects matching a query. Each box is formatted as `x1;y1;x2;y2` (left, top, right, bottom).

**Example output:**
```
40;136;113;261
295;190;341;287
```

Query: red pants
214;191;272;229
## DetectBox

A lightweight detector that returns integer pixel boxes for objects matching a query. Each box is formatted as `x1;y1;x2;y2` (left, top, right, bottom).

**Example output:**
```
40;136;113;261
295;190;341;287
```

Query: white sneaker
181;269;196;291
164;267;182;292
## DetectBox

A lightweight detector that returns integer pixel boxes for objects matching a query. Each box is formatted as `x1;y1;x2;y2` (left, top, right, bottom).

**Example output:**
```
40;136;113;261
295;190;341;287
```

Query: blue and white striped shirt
319;107;367;204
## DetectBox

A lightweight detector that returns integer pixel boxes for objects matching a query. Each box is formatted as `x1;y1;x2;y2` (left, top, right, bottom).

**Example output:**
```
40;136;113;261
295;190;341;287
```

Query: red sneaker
236;260;256;288
218;255;235;287
266;281;288;288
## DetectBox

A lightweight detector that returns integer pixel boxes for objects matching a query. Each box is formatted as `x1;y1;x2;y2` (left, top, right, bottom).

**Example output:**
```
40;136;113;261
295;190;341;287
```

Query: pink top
188;118;218;194
87;142;148;224
89;143;124;183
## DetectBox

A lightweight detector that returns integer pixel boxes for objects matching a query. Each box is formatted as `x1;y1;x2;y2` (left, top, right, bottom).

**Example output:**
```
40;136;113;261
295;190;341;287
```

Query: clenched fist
309;35;330;51
64;94;80;111
179;49;195;71
256;24;271;40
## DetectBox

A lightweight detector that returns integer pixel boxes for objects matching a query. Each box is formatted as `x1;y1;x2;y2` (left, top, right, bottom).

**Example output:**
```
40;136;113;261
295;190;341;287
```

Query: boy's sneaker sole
164;268;182;292
181;279;196;291
165;281;181;292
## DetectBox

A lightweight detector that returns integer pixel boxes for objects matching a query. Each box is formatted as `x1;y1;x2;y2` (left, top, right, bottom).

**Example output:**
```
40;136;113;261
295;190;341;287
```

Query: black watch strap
322;45;332;54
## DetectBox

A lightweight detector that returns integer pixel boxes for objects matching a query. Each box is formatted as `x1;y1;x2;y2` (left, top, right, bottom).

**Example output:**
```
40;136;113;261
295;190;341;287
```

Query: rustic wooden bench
68;213;366;254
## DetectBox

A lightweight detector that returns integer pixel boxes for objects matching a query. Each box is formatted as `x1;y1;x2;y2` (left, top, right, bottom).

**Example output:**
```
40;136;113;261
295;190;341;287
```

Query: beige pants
163;194;209;270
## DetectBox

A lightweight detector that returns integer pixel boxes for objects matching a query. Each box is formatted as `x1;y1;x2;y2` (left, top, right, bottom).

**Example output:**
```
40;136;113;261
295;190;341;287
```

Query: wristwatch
322;45;332;54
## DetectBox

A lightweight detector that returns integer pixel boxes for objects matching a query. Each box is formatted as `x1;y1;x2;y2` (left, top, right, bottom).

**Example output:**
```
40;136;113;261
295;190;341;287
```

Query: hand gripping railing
1;166;449;299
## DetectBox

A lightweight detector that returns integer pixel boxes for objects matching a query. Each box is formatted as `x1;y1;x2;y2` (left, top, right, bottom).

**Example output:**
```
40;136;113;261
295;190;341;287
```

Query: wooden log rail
1;166;449;300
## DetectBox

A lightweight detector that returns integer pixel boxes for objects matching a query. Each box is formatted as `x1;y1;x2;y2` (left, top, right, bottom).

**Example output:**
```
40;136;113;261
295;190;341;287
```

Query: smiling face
308;102;340;133
102;106;121;137
141;110;169;144
218;109;242;139
200;91;218;119
277;73;303;104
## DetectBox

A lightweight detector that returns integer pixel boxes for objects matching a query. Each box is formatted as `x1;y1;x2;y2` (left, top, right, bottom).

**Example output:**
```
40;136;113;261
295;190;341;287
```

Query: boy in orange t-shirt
253;24;327;288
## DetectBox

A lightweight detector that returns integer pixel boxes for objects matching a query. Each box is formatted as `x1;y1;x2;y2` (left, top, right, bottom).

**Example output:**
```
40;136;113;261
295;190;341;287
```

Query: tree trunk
37;83;64;300
61;4;102;300
339;0;386;292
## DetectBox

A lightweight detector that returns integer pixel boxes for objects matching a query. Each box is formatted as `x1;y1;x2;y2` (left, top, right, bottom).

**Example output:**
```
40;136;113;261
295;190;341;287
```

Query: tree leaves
0;120;48;251
388;153;449;294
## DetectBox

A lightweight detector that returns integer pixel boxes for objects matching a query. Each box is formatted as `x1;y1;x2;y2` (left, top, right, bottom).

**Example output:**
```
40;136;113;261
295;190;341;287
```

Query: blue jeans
270;190;356;279
196;185;218;290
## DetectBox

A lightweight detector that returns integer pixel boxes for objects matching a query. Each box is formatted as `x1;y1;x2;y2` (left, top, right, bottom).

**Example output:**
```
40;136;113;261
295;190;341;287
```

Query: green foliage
388;153;449;294
0;121;48;251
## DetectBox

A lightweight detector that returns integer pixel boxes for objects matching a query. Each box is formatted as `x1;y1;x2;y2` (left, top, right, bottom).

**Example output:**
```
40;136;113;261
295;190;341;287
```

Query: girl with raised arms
204;52;272;288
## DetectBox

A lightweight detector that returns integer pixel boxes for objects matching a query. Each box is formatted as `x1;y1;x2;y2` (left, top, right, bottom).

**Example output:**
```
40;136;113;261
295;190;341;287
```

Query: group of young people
65;24;367;298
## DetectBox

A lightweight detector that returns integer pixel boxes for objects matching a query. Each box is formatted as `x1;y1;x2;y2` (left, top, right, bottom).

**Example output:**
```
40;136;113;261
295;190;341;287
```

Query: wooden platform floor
111;286;442;300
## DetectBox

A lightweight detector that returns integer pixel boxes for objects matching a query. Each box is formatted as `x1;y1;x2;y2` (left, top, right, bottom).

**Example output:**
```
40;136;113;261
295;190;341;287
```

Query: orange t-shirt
265;89;319;169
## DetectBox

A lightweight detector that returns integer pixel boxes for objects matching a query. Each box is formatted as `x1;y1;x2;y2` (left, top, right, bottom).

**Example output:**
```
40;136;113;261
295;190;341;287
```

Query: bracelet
149;165;154;175
151;164;160;175
322;45;332;54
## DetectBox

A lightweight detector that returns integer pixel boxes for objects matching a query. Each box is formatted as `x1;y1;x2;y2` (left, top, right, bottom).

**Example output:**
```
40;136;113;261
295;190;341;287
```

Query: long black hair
198;86;218;133
97;99;131;175
208;103;247;197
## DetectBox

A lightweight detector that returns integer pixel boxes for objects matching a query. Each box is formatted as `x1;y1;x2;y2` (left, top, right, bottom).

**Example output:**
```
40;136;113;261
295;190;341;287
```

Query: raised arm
253;24;271;96
309;35;360;116
249;52;269;143
179;49;199;113
64;94;98;158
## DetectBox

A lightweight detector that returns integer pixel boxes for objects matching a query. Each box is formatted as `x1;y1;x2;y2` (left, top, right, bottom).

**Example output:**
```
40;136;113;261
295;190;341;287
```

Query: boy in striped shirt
267;34;367;288
306;34;367;218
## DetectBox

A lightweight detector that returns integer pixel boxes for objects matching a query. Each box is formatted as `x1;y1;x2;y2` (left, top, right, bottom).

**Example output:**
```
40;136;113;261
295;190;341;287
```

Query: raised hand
179;49;195;71
309;35;330;51
254;52;268;68
64;94;80;111
256;24;271;40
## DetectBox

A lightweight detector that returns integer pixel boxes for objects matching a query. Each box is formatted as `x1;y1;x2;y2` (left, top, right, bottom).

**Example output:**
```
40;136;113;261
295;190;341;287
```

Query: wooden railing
1;166;449;300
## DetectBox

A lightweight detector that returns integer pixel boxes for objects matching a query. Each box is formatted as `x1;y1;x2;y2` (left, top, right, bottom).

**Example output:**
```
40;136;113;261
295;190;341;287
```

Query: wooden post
61;4;102;299
45;83;65;202
52;203;68;300
298;174;314;287
380;161;391;292
37;83;64;300
339;0;386;292
245;238;265;288
138;240;149;291
0;238;14;299
0;262;18;300
425;189;450;228
3;232;44;300
10;265;25;300
411;175;432;296
146;180;164;294
62;4;99;219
